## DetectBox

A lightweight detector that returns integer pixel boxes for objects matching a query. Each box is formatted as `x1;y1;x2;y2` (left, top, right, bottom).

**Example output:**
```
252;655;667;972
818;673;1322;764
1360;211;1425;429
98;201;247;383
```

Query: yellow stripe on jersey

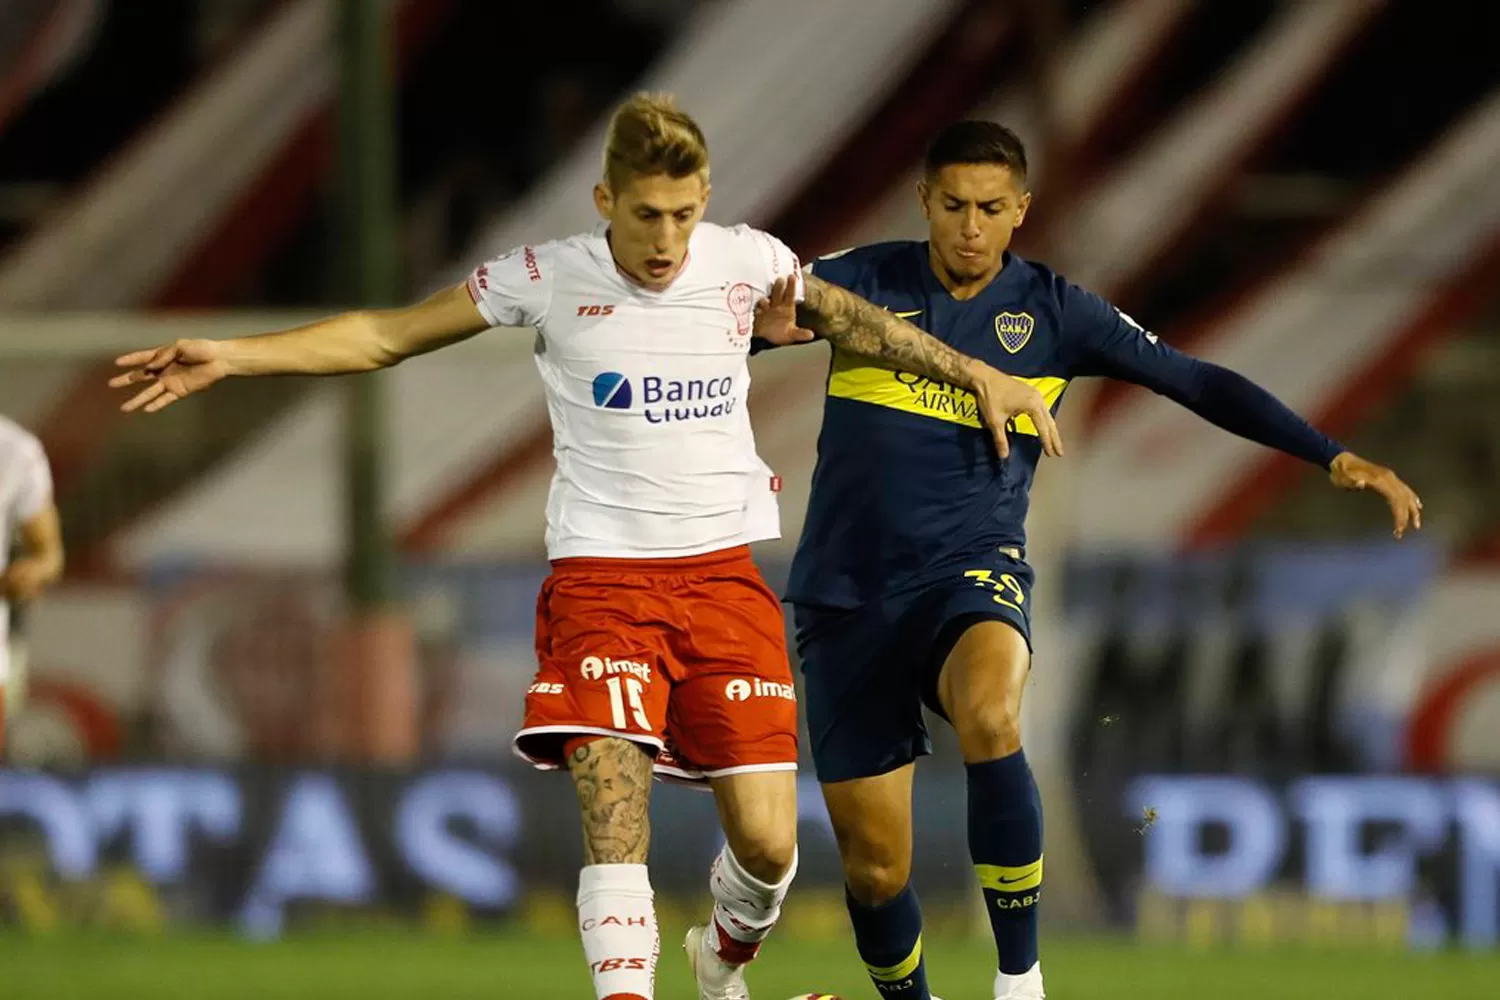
975;856;1044;893
827;349;1067;436
865;934;924;982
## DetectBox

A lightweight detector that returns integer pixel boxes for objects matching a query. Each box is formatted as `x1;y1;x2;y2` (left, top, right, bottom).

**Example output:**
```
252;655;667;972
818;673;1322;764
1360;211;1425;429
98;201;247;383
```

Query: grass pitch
3;922;1498;999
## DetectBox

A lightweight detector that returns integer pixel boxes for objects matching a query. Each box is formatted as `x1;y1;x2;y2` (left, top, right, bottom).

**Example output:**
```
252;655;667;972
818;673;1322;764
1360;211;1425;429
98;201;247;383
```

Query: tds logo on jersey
724;678;795;702
590;372;739;424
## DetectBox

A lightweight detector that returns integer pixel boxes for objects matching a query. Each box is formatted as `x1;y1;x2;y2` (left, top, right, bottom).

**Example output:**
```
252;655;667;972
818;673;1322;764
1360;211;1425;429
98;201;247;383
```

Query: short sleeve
806;246;861;290
741;227;805;302
9;435;52;523
465;242;555;328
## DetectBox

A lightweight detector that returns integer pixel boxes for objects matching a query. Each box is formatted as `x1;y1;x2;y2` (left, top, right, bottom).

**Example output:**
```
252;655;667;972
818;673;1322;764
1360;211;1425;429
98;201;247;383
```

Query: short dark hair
924;121;1028;182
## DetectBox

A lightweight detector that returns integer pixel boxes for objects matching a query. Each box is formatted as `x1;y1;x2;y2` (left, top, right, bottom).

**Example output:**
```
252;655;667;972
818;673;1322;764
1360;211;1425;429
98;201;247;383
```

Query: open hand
109;339;230;413
970;365;1065;460
752;276;818;347
1330;451;1422;539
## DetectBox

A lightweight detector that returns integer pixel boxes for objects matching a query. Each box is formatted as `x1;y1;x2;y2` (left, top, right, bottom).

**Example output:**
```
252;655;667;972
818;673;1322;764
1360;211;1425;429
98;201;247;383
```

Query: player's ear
916;178;932;221
593;182;613;220
700;179;711;213
1014;190;1032;228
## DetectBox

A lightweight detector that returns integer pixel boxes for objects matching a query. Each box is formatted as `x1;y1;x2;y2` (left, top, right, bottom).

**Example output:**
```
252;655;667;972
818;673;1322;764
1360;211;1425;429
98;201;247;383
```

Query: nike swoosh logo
893;310;922;319
995;863;1042;885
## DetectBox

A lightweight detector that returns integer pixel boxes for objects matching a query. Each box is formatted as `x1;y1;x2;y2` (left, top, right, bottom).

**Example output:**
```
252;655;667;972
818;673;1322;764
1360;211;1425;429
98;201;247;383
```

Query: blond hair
602;92;709;191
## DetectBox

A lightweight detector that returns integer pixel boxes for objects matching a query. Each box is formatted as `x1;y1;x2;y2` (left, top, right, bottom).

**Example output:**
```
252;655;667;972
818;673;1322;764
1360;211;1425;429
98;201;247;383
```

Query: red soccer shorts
513;545;798;784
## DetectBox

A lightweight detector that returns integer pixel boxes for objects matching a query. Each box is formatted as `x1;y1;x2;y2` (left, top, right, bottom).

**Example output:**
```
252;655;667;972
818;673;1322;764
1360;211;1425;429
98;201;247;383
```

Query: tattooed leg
569;736;659;999
568;735;655;864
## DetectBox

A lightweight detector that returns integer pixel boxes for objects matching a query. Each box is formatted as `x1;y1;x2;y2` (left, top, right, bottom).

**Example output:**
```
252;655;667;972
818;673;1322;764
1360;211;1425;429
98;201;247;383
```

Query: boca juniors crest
995;312;1034;354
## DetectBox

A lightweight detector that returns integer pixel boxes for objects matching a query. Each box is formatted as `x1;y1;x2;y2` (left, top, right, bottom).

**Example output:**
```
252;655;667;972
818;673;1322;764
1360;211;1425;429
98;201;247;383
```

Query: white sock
577;863;658;1000
707;845;798;965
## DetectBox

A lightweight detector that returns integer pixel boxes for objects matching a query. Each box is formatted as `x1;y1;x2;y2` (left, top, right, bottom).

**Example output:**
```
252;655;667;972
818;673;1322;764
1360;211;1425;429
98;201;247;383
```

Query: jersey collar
590;222;694;294
918;243;1021;302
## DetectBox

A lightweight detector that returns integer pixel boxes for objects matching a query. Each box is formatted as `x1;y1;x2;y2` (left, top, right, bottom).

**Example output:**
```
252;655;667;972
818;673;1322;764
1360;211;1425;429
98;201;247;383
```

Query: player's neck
928;244;1004;301
606;228;687;291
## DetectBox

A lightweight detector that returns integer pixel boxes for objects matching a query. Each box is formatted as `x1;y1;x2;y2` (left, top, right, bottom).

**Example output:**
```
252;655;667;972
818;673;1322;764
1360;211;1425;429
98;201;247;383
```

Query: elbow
42;535;65;582
375;347;407;370
1164;367;1212;407
356;311;405;370
32;546;64;586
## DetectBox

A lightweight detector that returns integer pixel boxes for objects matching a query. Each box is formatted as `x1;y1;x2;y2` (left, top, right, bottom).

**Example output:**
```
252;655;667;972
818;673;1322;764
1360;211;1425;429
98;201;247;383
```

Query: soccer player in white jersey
110;93;1061;1000
0;415;64;751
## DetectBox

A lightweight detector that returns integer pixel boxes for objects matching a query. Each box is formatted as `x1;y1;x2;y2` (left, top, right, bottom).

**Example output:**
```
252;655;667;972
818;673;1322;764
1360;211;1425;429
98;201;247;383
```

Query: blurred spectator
1;414;64;748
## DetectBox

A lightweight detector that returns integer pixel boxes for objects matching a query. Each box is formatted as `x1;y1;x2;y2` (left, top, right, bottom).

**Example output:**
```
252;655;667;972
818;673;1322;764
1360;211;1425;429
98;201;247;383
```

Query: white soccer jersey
466;221;805;560
0;416;53;677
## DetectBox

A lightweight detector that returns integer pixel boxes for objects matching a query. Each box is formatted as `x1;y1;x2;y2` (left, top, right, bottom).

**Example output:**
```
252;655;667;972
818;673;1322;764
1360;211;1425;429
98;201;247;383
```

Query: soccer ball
783;995;845;1000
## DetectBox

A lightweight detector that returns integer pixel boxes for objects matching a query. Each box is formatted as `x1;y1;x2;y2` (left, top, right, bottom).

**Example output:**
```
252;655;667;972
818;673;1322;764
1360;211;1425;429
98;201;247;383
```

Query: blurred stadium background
3;0;1500;996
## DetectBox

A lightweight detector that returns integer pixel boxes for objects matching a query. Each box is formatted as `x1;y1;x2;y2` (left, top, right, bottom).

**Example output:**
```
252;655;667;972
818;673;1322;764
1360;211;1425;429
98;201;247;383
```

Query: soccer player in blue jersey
750;121;1423;1000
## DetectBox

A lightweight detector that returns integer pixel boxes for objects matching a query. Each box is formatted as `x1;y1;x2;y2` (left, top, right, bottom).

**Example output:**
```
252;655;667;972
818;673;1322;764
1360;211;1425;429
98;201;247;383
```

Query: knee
954;700;1023;762
840;840;912;907
730;821;798;885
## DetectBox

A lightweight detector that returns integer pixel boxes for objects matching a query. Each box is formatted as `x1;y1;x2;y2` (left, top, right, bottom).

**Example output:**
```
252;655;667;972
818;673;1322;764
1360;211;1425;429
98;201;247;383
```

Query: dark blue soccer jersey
781;241;1342;610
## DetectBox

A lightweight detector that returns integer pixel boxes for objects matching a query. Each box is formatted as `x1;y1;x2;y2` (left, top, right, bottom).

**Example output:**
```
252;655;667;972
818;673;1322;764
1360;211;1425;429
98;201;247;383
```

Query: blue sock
845;882;932;999
967;748;1044;975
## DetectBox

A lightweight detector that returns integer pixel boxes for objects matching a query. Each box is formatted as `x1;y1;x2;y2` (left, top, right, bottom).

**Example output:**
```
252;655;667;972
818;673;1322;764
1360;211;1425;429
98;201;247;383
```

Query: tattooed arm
790;274;1065;458
797;274;984;389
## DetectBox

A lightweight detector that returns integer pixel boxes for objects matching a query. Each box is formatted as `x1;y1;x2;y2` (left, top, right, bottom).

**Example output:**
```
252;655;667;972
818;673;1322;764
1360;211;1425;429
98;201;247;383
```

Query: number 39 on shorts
964;568;1026;611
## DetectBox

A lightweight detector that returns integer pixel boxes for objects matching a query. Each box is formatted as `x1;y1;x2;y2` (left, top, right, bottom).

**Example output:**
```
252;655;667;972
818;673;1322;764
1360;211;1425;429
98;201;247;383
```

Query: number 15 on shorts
965;568;1026;612
608;676;650;731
